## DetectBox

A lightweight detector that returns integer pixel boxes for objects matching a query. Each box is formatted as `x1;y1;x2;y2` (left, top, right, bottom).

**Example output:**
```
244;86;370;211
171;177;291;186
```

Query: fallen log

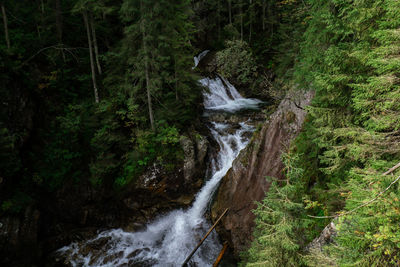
213;241;229;267
181;208;229;267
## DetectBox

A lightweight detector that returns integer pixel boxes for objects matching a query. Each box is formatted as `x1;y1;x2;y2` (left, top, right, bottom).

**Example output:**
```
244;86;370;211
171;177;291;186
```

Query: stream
58;59;262;267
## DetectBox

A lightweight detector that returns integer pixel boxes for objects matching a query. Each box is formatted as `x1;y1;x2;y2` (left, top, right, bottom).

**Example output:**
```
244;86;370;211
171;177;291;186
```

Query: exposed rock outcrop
211;90;314;256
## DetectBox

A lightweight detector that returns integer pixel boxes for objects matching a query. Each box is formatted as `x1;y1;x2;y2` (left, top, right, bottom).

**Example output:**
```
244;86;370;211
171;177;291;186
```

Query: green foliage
243;152;312;266
300;0;400;264
1;192;32;214
88;97;184;188
0;0;202;215
112;122;183;189
0;126;20;178
216;40;257;89
33;104;94;191
216;39;270;97
119;0;202;128
330;168;400;266
247;0;400;265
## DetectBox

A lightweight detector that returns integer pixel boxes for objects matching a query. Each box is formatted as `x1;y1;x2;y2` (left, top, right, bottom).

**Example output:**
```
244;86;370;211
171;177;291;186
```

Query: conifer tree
1;1;10;50
120;0;200;130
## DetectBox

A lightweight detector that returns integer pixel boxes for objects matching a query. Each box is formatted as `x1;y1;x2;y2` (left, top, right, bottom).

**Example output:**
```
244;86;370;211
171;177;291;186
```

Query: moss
254;123;263;134
285;111;296;124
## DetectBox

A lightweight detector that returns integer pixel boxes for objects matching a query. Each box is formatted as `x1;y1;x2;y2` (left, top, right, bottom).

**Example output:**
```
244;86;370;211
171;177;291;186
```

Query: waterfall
201;76;262;112
58;64;261;267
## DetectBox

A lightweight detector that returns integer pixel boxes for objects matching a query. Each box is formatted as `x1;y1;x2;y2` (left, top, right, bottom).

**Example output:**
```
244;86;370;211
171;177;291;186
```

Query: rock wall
0;206;41;266
211;90;314;256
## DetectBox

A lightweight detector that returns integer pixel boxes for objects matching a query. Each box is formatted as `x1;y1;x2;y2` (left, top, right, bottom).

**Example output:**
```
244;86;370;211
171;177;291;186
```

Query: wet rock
180;136;196;183
174;195;195;205
226;124;242;135
123;198;141;210
195;134;209;166
100;250;123;265
207;113;249;125
127;248;144;259
212;90;314;256
136;163;164;190
207;113;226;123
86;236;112;252
0;206;41;266
122;222;145;232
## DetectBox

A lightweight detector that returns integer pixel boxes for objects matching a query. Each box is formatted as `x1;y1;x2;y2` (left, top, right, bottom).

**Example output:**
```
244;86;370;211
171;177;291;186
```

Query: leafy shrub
216;40;258;94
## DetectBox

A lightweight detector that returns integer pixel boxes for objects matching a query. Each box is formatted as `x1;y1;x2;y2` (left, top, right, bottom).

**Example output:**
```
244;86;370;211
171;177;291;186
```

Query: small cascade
201;77;262;112
58;56;262;267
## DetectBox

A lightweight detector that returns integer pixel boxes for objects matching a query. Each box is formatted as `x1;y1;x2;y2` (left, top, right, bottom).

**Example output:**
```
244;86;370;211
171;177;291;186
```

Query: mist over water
59;71;261;267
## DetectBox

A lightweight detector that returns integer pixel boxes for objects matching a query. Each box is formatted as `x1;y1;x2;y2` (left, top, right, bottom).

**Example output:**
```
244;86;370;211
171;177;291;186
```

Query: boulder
195;134;209;166
180;136;196;183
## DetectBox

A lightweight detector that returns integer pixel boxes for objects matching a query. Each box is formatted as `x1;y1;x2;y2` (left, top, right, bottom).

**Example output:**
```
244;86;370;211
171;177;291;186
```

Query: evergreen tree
245;0;400;265
119;0;201;129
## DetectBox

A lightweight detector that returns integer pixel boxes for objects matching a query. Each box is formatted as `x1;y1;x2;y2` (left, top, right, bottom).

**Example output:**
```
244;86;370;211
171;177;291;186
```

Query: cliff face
211;90;314;256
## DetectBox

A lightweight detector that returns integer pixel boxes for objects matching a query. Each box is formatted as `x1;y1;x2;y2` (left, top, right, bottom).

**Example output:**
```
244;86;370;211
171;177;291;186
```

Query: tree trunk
217;0;220;41
55;0;63;42
37;24;41;41
55;0;65;61
37;0;44;41
262;0;266;31
40;0;45;13
268;0;273;39
83;10;99;103
249;0;252;43
90;13;102;75
228;0;232;24
175;57;178;101
141;1;155;131
1;2;10;50
240;1;243;41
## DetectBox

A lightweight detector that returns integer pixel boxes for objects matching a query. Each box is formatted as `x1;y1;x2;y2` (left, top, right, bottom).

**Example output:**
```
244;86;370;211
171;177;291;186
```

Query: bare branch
19;44;86;67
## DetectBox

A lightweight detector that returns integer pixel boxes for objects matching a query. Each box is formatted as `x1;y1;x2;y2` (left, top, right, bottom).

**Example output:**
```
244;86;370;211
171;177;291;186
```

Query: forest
1;0;400;266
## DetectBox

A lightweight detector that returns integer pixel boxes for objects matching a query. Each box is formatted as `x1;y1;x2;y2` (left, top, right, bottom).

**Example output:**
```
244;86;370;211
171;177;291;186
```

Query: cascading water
200;76;262;112
58;63;262;267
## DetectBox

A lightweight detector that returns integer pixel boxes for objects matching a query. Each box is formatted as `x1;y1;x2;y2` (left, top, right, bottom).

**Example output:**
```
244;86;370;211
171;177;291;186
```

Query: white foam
200;77;262;112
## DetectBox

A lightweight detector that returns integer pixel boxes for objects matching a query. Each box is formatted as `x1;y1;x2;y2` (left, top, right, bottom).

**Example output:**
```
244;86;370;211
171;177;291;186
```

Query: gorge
2;1;399;266
57;72;263;266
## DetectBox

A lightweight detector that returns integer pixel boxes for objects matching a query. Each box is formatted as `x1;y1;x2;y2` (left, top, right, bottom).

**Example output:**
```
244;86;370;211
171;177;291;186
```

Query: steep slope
212;90;313;256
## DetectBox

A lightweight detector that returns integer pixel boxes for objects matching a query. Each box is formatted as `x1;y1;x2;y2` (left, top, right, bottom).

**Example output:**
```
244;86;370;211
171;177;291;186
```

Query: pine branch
308;162;400;219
